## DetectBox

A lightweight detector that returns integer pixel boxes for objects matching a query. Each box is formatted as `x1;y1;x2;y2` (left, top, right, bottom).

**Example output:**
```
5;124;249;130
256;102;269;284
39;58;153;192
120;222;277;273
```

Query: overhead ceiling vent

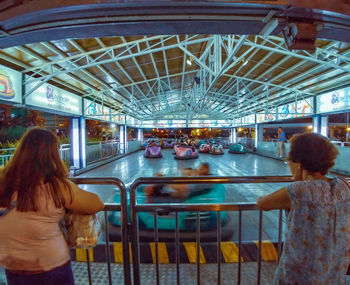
282;22;318;51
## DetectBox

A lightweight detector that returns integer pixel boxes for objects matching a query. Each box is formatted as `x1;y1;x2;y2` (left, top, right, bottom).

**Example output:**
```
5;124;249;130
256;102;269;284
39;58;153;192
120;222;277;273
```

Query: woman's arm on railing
257;187;291;211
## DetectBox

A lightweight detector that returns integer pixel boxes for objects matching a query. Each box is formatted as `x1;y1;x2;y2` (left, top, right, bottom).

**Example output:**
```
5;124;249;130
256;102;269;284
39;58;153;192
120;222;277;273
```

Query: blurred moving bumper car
108;183;233;241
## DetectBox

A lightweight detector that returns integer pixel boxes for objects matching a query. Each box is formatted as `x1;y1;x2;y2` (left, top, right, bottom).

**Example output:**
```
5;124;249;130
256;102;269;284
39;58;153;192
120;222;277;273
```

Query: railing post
130;183;141;285
70;178;132;285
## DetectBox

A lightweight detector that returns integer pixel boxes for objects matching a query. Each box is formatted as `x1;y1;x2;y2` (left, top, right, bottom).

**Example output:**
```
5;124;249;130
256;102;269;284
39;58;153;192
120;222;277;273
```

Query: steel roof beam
24;35;211;82
67;39;147;116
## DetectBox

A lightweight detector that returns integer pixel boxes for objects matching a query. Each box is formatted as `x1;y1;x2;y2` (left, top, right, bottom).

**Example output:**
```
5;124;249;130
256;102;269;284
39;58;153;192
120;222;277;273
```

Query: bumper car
210;144;224;155
174;145;198;160
222;140;230;149
108;183;234;241
144;145;162;158
228;143;247;154
195;140;207;148
163;140;175;149
198;143;211;153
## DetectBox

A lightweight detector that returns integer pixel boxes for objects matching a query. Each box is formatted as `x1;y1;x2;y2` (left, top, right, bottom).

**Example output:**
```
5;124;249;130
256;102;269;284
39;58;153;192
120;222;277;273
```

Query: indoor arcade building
0;1;350;284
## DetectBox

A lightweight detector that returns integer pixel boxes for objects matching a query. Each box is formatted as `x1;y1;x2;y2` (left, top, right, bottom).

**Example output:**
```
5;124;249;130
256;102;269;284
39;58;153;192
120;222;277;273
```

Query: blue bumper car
228;143;246;154
108;183;233;241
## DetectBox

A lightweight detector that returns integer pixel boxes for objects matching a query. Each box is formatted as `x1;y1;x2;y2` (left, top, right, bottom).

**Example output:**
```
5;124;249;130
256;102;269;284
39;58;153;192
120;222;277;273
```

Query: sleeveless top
0;183;70;271
274;178;350;284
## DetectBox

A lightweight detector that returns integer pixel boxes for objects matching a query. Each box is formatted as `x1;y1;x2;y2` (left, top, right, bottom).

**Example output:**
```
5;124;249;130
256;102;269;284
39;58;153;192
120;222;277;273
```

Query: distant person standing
277;127;286;158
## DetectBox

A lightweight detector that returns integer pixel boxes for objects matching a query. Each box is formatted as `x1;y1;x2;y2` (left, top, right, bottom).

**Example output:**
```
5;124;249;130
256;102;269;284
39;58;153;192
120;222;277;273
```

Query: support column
119;125;127;154
254;124;260;149
70;117;86;170
312;115;320;134
313;115;328;137
232;127;237;143
138;128;143;141
320;115;328;137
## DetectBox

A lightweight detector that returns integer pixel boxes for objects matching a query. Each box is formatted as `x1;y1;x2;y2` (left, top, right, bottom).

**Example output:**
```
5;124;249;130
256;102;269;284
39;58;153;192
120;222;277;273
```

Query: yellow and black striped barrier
71;241;281;263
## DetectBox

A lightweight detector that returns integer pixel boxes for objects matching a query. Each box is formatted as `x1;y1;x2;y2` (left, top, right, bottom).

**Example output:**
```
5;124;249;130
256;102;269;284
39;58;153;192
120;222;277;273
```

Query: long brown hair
0;127;72;211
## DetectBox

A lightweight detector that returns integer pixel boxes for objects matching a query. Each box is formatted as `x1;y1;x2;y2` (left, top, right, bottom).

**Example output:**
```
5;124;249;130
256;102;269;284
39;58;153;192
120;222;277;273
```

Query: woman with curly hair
0;128;104;285
258;133;350;284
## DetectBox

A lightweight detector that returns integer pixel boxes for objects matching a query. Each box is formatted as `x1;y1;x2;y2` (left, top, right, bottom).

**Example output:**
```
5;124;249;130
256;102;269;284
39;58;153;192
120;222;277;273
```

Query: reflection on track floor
72;261;277;285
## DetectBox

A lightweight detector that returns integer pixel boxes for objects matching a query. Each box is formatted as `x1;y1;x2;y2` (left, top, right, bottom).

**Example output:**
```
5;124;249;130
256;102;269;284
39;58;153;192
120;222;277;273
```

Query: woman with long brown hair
0;128;104;285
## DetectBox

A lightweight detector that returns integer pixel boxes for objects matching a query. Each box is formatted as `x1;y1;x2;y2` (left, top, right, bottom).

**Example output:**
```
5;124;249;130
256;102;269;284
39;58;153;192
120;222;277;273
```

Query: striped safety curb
70;241;282;264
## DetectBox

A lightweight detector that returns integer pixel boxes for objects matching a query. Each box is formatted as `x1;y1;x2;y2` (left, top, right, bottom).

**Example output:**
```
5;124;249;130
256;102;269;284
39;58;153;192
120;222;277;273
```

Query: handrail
135;202;258;212
69;177;131;285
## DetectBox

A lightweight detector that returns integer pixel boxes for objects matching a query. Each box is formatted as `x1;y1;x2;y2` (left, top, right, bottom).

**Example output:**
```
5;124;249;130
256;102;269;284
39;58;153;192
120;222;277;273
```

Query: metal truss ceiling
1;34;350;121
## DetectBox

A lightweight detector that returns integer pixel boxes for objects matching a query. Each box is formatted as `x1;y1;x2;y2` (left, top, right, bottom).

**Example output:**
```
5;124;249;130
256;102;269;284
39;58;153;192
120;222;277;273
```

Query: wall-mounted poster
25;81;82;115
0;65;22;104
317;88;350;113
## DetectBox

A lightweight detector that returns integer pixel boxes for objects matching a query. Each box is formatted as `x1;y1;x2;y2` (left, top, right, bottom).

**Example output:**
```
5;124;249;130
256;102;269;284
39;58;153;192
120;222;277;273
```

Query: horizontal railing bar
103;203;121;211
132;175;293;188
136;202;259;212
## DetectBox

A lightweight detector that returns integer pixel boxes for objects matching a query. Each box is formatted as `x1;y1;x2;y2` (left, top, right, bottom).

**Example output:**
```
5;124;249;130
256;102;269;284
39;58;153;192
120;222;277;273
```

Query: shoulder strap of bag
0;201;17;217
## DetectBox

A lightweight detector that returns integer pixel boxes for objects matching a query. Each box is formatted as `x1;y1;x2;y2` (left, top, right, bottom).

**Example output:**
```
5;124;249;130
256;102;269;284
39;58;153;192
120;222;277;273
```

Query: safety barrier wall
333;146;350;175
256;141;290;159
86;140;121;164
127;140;142;154
256;141;350;175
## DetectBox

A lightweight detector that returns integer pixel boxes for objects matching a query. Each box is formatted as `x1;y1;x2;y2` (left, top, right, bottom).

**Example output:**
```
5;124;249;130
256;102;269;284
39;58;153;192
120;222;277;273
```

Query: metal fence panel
129;176;293;285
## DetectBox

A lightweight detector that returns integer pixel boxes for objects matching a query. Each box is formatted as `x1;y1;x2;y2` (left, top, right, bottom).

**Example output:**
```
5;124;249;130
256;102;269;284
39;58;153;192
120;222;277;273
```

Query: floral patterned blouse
274;178;350;284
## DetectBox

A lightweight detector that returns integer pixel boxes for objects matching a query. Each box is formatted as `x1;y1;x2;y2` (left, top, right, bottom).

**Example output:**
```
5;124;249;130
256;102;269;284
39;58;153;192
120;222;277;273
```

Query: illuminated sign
84;99;110;121
317;88;350;113
241;114;255;125
126;115;135;125
0;65;22;104
111;113;125;124
188;120;233;128
257;109;277;123
25;81;82;115
277;98;313;120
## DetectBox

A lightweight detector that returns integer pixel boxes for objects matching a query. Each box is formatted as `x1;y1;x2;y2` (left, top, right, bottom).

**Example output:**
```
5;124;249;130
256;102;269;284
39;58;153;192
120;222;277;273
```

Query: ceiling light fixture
242;59;248;66
186;58;192;66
